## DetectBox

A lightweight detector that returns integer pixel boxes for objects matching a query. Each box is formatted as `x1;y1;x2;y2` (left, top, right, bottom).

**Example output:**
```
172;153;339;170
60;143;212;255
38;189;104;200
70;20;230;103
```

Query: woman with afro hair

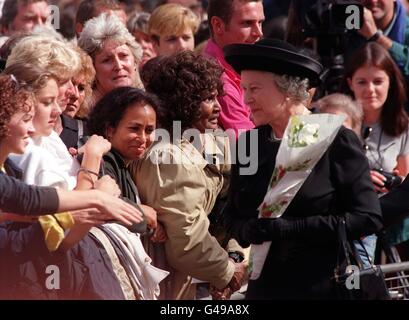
131;51;245;300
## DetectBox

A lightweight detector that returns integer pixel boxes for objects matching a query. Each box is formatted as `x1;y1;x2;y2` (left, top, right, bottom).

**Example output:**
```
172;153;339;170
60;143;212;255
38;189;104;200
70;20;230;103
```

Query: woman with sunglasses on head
342;42;409;262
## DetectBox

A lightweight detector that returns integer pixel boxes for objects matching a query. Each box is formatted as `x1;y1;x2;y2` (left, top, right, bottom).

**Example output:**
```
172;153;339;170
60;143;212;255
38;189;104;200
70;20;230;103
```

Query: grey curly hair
271;73;310;103
78;13;142;64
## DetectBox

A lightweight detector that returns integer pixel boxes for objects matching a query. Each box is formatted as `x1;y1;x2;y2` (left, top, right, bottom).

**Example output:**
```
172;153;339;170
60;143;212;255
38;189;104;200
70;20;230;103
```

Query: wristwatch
228;251;244;263
368;30;383;42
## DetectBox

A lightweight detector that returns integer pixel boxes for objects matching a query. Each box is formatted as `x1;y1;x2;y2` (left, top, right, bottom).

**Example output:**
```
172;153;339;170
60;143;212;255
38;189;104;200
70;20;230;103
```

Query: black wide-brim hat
224;38;324;88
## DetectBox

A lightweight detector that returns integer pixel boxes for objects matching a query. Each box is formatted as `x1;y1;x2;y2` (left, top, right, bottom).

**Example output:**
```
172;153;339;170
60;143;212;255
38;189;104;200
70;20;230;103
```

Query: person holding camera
353;0;409;80
342;42;409;261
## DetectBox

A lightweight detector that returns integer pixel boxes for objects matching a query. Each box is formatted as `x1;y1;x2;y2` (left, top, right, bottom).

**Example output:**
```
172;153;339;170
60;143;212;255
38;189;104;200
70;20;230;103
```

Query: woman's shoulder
141;139;207;167
328;126;366;160
8;141;54;169
41;132;73;159
334;125;361;145
239;125;271;138
4;158;23;180
102;149;127;178
236;125;272;151
103;149;125;166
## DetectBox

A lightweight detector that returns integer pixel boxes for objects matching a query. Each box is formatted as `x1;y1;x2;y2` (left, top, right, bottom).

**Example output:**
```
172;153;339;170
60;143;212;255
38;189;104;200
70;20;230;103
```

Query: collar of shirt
204;39;242;85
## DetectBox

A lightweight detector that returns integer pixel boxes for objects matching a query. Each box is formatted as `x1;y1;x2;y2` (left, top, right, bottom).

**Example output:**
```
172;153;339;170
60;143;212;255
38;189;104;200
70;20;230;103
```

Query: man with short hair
148;3;199;56
203;0;264;137
0;0;50;36
353;0;409;78
75;0;126;37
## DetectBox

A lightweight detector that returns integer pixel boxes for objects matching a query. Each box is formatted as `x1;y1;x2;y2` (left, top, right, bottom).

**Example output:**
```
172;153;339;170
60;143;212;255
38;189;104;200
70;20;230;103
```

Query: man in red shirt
203;0;264;138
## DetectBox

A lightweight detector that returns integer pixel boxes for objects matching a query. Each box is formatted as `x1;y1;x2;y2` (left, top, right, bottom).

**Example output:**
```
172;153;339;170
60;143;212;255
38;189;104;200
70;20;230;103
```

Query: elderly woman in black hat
222;39;383;299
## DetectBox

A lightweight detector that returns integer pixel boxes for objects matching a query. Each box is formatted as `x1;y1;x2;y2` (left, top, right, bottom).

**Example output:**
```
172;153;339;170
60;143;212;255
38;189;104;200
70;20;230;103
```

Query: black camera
374;169;402;190
297;0;363;37
293;0;364;95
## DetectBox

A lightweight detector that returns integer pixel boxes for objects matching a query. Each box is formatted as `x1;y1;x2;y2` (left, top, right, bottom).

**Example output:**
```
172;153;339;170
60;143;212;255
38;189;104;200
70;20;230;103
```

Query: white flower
298;123;319;146
287;120;320;148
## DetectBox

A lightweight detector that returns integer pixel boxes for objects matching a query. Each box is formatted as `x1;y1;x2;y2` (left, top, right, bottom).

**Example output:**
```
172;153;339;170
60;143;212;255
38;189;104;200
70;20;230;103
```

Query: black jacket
59;114;89;150
102;149;147;233
225;125;383;299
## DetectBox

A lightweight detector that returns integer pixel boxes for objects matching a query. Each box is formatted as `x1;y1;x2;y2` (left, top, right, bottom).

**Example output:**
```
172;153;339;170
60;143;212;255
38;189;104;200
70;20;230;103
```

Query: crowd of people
0;0;409;300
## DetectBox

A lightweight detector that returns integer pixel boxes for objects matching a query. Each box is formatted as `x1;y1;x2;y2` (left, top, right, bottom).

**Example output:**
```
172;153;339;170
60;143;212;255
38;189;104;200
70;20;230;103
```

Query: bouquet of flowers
249;113;345;280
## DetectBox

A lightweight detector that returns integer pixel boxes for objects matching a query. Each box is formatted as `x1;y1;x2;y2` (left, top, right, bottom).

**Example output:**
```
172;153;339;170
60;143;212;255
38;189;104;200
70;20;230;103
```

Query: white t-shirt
9;131;79;190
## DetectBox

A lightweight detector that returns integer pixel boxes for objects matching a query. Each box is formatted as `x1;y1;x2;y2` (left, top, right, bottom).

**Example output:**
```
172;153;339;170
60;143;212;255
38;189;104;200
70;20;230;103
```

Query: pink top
203;39;254;138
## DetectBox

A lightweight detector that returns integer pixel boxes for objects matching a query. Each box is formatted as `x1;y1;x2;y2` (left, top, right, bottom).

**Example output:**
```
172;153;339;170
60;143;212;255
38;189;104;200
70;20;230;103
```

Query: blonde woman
62;46;96;149
64;46;96;120
5;34;82;143
4;35;98;188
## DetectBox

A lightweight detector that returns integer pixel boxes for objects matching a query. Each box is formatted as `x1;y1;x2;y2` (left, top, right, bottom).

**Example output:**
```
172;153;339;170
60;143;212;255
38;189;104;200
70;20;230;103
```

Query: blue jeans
353;234;377;268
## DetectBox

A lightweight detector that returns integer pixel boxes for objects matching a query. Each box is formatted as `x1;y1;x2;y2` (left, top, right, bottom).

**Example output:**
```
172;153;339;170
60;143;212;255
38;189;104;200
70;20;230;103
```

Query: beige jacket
130;133;235;298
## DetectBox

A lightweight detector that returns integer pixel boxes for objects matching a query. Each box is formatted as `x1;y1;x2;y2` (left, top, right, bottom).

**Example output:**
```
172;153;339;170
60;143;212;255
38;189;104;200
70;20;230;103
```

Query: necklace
362;124;395;170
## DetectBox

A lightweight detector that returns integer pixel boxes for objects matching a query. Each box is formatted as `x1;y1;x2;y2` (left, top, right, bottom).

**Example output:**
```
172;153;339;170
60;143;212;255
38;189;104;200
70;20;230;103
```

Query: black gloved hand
238;218;273;245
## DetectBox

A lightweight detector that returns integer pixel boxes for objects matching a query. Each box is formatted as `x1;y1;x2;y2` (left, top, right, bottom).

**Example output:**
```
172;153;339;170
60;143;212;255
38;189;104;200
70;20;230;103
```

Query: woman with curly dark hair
144;50;224;133
0;74;35;170
131;51;245;300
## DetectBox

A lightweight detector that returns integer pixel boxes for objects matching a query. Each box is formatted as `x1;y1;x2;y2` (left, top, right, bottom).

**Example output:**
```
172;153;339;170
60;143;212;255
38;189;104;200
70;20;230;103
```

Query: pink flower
261;203;272;218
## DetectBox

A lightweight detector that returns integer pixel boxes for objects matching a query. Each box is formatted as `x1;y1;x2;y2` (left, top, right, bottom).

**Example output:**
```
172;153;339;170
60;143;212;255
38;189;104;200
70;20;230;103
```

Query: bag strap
338;217;352;267
338;217;374;270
